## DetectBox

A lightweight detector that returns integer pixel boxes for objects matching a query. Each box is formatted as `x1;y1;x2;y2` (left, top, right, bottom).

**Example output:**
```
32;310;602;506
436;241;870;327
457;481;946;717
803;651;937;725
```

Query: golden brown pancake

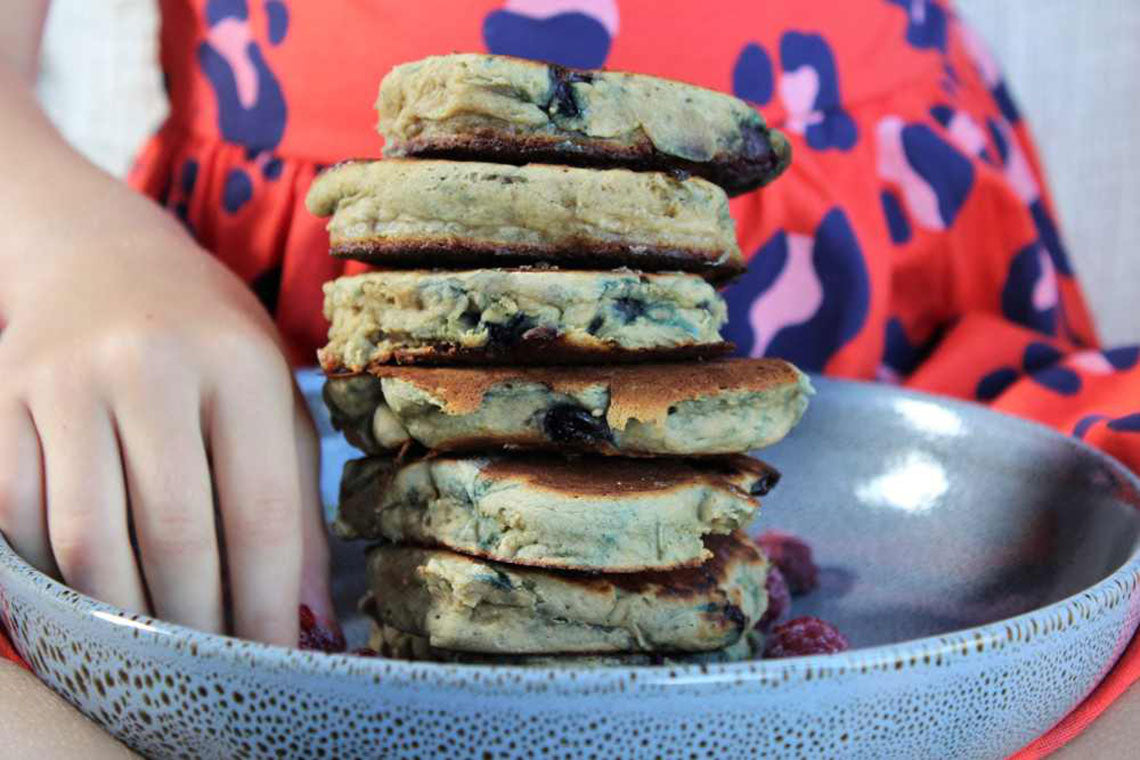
335;453;778;572
322;358;813;456
306;159;744;282
367;623;762;666
377;54;791;195
362;531;769;654
319;269;730;369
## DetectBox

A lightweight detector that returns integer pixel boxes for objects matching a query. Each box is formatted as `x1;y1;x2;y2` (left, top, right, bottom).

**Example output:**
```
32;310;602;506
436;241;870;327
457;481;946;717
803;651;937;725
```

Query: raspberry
298;604;347;653
756;566;791;632
762;616;849;658
756;530;819;595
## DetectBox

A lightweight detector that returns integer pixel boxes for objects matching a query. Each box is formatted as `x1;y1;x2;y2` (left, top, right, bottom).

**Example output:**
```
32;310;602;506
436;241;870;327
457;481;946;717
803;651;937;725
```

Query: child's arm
0;1;332;647
0;661;139;757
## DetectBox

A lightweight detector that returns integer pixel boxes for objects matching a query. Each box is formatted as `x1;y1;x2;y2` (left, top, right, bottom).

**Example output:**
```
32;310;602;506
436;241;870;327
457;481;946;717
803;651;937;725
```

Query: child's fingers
32;391;149;614
294;394;335;623
0;402;56;577
207;368;302;647
114;383;223;635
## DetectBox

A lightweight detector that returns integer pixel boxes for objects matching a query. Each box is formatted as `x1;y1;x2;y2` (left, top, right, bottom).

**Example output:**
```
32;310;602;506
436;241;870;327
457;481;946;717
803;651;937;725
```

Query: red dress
10;2;1140;754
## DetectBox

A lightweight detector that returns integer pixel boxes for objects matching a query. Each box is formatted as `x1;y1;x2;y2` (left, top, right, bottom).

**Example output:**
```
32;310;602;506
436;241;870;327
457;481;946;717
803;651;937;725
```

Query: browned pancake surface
329;237;745;284
321;340;733;370
332;357;799;418
477;453;779;497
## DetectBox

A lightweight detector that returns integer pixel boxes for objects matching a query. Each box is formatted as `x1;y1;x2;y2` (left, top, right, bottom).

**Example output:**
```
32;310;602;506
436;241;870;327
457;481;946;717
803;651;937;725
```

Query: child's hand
0;236;331;647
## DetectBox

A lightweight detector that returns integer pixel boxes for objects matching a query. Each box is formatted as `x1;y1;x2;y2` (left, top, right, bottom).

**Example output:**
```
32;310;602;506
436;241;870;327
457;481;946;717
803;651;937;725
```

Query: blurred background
34;0;1139;343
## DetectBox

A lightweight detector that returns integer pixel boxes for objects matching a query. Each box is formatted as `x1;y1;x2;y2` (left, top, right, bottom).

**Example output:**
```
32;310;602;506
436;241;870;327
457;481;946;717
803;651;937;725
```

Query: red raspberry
762;616;849;658
756;531;819;595
298;604;347;653
756;565;791;632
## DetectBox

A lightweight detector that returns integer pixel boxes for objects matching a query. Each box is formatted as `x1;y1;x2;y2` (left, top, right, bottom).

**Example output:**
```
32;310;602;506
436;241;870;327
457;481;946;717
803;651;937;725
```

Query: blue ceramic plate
2;371;1139;759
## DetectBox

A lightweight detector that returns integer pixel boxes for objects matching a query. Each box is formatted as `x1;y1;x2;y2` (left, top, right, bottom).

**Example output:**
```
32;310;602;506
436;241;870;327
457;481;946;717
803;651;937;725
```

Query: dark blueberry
740;123;777;168
546;64;594;119
485;173;524;185
542;404;613;447
721;603;747;632
749;468;781;497
587;314;605;334
485;313;537;346
481;570;514;592
613;297;646;323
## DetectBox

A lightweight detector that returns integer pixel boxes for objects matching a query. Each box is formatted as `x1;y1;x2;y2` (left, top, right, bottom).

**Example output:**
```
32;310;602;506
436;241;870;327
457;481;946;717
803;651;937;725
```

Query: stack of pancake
306;54;811;665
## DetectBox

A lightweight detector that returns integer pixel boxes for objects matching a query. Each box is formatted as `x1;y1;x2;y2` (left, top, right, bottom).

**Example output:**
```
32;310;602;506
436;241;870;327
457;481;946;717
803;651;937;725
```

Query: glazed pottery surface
1;370;1139;759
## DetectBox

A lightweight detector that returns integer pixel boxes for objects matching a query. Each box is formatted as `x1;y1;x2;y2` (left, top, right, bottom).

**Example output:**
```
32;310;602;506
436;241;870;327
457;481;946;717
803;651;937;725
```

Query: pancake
362;532;769;654
366;623;762;666
335;453;778;572
376;54;791;195
322;358;812;456
319;269;729;370
305;159;742;281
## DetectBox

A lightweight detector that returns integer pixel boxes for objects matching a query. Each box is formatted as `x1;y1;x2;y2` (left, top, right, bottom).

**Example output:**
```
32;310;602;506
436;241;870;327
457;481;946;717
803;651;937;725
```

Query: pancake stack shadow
307;53;812;665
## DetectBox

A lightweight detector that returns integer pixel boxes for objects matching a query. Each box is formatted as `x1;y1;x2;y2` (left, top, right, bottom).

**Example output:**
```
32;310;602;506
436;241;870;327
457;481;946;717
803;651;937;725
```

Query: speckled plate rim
3;378;1140;696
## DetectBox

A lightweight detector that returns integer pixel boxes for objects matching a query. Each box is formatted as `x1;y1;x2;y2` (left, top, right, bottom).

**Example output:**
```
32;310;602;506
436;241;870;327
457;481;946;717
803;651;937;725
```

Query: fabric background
35;0;1140;345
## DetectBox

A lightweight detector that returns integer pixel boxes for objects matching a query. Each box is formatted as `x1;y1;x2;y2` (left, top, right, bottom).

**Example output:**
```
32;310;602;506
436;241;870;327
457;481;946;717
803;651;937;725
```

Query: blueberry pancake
322;358;812;456
319;269;729;370
305;159;742;281
362;532;769;655
377;54;791;195
367;623;762;666
335;454;778;572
